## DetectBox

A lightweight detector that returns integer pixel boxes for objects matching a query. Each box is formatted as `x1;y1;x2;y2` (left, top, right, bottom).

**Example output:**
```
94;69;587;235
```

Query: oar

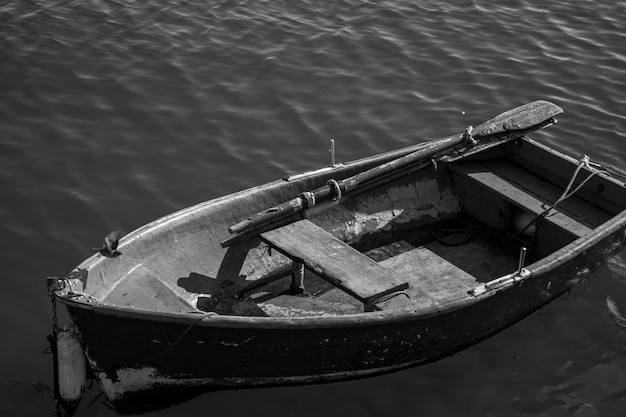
223;100;562;246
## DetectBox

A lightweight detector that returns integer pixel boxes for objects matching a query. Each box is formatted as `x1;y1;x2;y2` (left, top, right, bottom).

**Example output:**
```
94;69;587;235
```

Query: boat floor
249;232;523;316
101;229;525;317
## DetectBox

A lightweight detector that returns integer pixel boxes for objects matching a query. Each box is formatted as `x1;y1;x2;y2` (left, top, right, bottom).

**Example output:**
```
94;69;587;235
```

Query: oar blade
473;100;563;138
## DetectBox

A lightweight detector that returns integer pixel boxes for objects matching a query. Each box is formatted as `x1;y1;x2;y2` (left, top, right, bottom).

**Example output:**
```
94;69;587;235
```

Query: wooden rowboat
52;101;626;402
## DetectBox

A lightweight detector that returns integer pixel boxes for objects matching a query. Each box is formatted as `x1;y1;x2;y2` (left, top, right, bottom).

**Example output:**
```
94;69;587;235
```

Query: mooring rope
556;155;610;204
300;191;316;209
513;154;611;238
142;311;219;364
431;218;475;246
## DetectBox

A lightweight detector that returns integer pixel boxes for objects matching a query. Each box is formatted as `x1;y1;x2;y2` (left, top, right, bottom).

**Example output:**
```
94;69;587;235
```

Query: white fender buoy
56;325;87;403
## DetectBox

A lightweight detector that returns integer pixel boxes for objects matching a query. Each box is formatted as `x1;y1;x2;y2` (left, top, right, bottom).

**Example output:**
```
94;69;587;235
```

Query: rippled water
1;0;626;416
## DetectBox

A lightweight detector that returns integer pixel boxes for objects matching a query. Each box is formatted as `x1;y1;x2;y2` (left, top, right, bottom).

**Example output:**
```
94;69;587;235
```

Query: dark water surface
2;0;626;416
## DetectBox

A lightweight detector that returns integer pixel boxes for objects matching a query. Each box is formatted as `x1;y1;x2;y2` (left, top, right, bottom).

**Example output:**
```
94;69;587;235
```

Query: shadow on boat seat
178;272;223;295
177;272;268;316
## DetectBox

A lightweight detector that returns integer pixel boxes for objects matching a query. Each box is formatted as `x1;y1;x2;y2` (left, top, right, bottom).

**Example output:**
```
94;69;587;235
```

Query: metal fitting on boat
300;191;316;209
462;125;476;146
327;179;342;201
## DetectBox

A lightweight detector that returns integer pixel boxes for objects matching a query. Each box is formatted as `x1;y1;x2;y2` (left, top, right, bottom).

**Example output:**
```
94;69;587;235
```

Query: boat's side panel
66;213;626;401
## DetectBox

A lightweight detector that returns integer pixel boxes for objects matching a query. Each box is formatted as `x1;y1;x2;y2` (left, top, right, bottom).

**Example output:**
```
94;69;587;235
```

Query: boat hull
54;101;626;402
64;212;626;401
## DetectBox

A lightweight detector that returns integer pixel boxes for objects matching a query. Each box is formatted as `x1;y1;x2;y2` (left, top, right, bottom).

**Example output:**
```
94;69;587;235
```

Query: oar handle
228;185;338;235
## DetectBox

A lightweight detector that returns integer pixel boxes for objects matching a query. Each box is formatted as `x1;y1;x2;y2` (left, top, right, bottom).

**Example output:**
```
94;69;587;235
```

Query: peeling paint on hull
95;360;430;401
340;181;459;240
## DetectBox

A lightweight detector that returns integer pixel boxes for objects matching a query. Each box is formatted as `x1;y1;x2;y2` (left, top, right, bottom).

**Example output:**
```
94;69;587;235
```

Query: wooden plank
380;246;477;303
374;245;467;310
424;237;520;283
452;162;593;238
260;220;410;304
259;295;361;317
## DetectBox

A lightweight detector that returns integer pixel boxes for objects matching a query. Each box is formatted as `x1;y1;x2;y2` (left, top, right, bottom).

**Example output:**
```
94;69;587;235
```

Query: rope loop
514;154;612;240
579;154;591;167
463;125;477;146
300;191;316;209
431;218;474;246
327;179;342;201
558;154;610;205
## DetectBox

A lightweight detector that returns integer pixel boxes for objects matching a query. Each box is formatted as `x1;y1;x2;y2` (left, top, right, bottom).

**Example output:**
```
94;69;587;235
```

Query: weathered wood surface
102;265;193;313
380;245;476;304
452;162;593;238
260;219;409;304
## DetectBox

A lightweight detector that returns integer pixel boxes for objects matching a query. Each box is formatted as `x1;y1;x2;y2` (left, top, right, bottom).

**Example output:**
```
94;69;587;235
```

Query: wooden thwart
452;162;593;238
260;219;409;306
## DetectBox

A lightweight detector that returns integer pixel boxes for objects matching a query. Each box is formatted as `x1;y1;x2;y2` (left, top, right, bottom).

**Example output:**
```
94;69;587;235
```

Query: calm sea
1;0;626;416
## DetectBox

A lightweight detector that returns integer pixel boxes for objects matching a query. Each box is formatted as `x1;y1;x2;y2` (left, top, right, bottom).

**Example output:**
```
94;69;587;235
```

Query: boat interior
76;137;625;318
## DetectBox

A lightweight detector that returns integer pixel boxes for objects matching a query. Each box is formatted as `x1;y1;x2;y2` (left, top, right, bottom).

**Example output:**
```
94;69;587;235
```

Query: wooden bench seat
451;161;594;238
260;219;410;306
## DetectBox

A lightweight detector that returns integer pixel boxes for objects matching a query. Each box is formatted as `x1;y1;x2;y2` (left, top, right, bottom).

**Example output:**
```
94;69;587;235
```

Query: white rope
513;154;611;238
551;154;610;209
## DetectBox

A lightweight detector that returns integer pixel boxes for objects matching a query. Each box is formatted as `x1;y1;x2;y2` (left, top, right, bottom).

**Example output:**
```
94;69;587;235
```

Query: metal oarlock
517;247;527;275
